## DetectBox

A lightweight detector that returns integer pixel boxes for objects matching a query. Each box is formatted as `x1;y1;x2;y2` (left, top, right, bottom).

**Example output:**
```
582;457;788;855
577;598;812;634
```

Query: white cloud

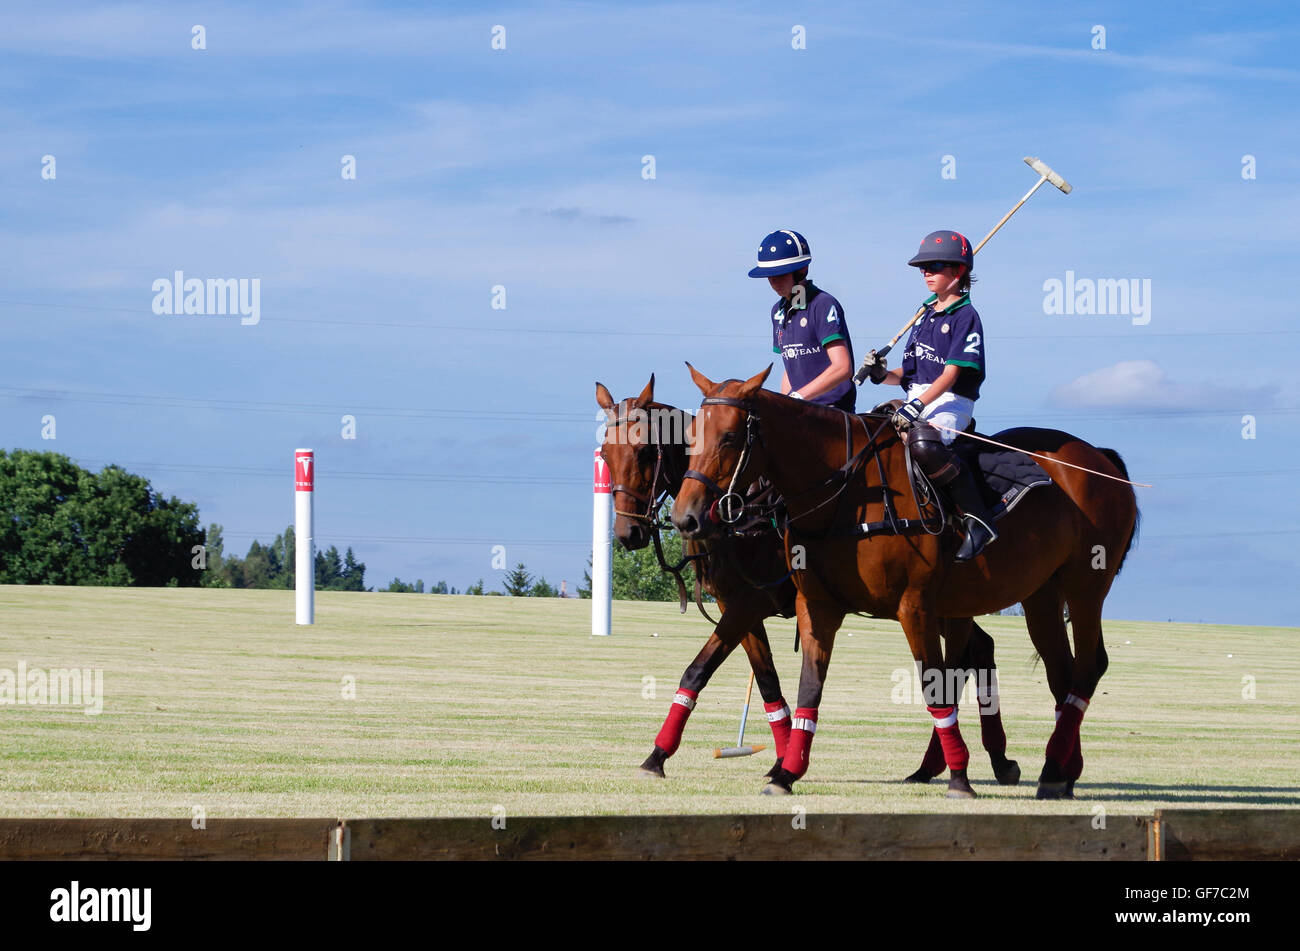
1051;360;1275;410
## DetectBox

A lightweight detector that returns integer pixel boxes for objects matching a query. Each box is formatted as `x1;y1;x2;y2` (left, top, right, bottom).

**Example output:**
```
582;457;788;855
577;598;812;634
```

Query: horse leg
1021;583;1078;799
903;598;976;799
738;619;791;779
966;620;1020;785
637;604;759;778
904;617;965;784
1040;593;1109;799
761;597;845;795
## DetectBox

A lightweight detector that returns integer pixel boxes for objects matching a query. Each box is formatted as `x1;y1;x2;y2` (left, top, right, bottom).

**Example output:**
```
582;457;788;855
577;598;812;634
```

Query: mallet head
1024;156;1072;194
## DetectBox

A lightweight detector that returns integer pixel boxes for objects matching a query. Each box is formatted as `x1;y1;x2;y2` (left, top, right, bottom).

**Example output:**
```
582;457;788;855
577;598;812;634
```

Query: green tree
200;523;227;587
315;545;343;588
502;563;533;596
465;578;485;595
578;553;592;599
530;576;558;598
0;450;203;586
338;547;366;591
610;527;692;602
381;577;424;593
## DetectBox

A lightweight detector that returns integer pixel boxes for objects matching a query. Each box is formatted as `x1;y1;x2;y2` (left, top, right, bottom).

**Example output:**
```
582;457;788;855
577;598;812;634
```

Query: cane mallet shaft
713;669;766;758
853;156;1072;384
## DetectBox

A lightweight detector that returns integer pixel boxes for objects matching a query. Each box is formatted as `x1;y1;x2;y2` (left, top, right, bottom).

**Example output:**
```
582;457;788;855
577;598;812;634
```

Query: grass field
0;585;1296;819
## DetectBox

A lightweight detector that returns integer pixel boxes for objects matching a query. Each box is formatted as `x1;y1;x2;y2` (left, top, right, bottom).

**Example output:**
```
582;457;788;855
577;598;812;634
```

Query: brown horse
671;364;1138;799
597;375;1021;787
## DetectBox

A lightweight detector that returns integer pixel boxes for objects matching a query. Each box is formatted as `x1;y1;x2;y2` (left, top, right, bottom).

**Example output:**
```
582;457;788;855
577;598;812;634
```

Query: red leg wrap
927;705;970;771
653;688;699;757
763;698;792;760
780;707;818;780
1045;694;1088;767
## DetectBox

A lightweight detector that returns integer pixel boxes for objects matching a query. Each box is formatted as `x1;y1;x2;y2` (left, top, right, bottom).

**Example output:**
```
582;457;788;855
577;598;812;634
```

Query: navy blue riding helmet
748;230;812;278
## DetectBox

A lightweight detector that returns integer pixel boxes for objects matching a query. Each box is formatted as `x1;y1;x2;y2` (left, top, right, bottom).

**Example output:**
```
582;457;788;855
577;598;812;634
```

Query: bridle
681;397;763;525
603;404;710;615
606;406;682;526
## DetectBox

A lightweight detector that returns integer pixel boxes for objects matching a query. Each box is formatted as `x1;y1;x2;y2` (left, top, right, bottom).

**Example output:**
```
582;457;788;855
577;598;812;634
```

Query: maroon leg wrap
763;698;792;760
927;705;970;771
780;707;818;780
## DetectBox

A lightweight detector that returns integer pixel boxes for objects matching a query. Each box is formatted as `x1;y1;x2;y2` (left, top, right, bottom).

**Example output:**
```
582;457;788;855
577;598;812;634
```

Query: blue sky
2;1;1297;624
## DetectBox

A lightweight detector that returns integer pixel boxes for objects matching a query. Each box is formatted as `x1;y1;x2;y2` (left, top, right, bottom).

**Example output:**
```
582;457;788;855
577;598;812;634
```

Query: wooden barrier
1152;809;1300;861
341;813;1149;861
2;811;1296;860
0;819;336;861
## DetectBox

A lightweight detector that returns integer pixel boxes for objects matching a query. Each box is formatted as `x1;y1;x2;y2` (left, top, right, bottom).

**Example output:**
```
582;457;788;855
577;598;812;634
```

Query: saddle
868;400;1053;522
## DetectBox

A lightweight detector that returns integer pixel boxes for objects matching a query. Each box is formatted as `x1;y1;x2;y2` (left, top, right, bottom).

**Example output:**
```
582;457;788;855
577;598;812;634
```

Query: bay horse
671;364;1139;799
597;375;1021;788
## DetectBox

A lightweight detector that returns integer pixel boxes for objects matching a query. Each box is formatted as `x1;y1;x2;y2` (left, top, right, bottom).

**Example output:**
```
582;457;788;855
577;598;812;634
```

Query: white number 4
964;332;981;354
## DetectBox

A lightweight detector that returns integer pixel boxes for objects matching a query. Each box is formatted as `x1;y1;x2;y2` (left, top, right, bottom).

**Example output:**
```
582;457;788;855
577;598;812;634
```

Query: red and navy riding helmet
748;230;812;278
907;230;973;269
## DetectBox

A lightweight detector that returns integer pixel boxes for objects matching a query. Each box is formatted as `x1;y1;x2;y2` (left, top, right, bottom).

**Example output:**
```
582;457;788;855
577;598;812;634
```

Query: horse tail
1096;447;1140;576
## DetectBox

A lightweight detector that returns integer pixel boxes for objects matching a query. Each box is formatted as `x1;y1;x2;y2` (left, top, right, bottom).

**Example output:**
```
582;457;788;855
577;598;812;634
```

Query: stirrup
955;515;997;562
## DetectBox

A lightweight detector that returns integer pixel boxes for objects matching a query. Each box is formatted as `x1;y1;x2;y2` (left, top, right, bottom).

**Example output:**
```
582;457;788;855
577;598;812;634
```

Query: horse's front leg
637;603;760;779
761;596;845;795
737;619;791;779
901;597;976;798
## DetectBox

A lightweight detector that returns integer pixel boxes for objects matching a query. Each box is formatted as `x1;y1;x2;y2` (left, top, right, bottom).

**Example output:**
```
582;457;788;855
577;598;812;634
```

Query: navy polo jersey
900;294;986;400
770;282;855;410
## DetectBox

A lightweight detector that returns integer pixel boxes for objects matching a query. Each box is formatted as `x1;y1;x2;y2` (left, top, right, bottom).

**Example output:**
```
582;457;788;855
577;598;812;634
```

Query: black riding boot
943;462;998;562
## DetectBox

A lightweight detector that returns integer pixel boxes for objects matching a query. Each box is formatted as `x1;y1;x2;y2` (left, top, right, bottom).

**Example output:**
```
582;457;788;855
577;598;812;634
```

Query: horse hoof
1063;780;1075;799
903;768;936;784
946;777;977;799
636;766;664;779
1036;781;1069;800
764;759;783;780
994;759;1021;786
761;781;792;796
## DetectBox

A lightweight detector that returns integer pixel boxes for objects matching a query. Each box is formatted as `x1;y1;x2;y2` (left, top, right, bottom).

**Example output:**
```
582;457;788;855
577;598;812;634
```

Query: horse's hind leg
1041;592;1110;799
738;619;791;779
638;604;761;779
1021;582;1079;799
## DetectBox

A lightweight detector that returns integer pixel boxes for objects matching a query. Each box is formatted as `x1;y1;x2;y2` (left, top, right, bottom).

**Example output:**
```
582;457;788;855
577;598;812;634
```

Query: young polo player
749;230;856;413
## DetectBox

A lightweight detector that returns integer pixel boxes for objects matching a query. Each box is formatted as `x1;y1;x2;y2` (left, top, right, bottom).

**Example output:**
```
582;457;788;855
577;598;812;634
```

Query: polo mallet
713;669;766;758
853;156;1072;384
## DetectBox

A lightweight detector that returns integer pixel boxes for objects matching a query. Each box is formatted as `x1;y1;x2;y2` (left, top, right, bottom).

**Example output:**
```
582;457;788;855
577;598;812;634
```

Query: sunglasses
917;262;957;274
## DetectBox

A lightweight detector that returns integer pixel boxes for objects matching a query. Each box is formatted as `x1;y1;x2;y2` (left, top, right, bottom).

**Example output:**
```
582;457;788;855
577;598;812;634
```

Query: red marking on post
593;449;611;494
295;451;314;492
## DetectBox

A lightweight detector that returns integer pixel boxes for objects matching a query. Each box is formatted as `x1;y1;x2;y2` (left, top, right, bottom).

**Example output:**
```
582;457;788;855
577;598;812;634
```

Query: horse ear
634;373;655;408
685;361;716;395
595;381;616;412
736;364;773;398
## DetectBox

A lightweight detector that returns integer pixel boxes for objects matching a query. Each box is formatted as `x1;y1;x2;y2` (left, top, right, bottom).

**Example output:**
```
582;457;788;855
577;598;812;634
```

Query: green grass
0;585;1296;819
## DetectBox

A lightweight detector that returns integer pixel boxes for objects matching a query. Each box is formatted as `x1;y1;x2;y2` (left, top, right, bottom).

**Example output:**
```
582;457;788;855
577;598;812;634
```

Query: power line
4;296;1300;340
72;457;1300;487
4;383;1297;424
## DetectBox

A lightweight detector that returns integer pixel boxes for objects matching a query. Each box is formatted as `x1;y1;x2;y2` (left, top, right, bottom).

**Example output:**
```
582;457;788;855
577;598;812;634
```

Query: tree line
1;449;696;599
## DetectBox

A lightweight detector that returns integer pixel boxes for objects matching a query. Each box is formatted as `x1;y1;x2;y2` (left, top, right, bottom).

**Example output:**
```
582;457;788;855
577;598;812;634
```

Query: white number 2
963;332;981;354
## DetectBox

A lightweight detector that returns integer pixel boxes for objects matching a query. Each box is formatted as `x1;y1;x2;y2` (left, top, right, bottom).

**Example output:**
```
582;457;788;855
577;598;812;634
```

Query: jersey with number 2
901;297;986;400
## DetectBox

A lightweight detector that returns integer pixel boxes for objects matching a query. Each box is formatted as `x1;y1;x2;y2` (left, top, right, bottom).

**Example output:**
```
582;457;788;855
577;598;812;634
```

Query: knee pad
907;423;960;485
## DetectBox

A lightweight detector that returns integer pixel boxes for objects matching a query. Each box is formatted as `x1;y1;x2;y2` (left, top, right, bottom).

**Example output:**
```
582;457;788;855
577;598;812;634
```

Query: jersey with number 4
900;294;985;400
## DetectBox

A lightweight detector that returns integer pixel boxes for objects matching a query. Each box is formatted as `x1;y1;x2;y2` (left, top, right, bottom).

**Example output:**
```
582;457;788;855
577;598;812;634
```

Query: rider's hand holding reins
891;398;926;432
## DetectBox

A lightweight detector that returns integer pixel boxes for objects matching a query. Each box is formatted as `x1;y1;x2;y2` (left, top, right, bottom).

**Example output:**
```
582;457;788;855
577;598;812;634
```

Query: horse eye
719;431;738;447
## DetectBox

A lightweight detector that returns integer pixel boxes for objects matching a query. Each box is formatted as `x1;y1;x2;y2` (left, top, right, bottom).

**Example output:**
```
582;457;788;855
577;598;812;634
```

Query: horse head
596;374;684;551
671;362;772;540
